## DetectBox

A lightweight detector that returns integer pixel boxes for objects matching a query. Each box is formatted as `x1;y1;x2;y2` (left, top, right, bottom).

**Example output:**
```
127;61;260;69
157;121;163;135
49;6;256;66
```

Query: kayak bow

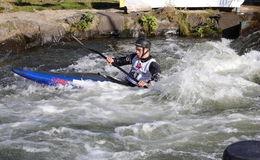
12;68;130;86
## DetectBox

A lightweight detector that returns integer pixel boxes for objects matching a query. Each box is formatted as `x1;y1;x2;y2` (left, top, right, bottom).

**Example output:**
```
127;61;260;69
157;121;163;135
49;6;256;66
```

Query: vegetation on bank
71;11;95;31
136;7;222;38
1;0;118;12
156;7;222;38
0;1;223;38
139;15;158;36
179;12;222;38
0;6;4;13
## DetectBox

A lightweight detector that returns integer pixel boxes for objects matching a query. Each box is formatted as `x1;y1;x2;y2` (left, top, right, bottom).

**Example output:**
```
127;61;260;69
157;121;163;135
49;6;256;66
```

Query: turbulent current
0;37;259;160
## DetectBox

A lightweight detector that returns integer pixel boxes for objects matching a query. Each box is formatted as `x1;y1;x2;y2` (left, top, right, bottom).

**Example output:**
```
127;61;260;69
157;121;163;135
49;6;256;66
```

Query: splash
156;38;260;109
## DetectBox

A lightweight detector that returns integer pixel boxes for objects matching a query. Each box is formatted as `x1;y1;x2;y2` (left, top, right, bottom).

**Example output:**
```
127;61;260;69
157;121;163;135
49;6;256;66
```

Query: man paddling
106;37;161;88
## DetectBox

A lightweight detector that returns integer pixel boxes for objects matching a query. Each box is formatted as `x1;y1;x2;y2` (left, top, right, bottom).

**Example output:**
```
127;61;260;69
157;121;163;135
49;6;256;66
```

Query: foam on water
22;146;50;153
0;38;259;160
155;39;260;109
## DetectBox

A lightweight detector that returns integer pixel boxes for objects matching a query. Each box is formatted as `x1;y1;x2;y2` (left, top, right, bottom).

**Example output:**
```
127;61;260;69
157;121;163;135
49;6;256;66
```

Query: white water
0;38;259;160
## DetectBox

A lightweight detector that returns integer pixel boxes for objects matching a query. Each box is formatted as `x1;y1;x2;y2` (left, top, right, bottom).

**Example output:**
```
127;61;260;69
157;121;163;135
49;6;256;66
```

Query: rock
230;30;260;55
39;23;66;44
0;21;17;42
13;20;40;39
230;13;260;55
95;12;125;36
0;3;13;12
187;15;205;28
157;19;178;36
65;14;82;25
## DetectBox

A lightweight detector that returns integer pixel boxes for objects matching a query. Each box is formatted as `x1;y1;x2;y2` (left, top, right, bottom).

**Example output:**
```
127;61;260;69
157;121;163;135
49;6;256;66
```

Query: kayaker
106;37;161;88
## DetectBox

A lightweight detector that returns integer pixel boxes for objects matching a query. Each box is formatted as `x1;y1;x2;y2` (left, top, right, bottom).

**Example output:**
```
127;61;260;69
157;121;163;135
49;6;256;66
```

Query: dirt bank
0;8;177;54
0;8;246;54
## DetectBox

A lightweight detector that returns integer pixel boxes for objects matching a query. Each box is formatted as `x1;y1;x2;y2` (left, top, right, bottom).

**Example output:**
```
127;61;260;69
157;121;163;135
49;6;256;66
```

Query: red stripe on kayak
52;78;68;85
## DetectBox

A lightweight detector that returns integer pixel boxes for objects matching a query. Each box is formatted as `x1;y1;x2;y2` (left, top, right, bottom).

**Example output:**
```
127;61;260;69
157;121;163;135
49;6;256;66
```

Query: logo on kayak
52;78;68;85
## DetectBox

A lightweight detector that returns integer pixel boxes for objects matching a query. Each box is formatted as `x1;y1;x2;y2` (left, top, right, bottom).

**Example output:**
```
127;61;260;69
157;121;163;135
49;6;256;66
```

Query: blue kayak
12;68;130;86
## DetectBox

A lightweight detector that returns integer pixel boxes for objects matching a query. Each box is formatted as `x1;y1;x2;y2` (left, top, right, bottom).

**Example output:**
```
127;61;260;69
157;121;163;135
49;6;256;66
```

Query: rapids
0;37;259;160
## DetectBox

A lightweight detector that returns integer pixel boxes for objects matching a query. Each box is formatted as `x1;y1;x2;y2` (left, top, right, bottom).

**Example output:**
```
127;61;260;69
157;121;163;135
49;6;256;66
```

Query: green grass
0;6;4;13
139;15;158;35
71;11;95;31
176;12;191;36
4;0;118;12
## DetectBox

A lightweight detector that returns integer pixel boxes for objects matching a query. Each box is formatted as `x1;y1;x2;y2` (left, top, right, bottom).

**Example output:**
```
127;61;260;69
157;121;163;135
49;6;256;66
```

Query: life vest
127;55;156;85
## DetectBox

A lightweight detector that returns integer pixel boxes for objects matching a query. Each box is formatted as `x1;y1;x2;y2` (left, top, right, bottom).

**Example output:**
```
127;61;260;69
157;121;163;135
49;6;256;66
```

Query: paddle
71;35;139;83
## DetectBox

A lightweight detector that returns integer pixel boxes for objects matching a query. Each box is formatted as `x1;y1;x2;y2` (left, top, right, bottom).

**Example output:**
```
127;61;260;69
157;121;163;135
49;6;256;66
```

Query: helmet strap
141;47;150;59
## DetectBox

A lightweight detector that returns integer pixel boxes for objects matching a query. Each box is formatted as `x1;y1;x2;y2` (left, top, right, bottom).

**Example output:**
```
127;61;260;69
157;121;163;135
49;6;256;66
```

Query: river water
0;37;259;160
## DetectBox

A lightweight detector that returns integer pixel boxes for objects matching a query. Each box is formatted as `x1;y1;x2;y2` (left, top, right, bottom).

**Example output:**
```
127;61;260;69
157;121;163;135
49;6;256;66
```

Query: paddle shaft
72;35;139;83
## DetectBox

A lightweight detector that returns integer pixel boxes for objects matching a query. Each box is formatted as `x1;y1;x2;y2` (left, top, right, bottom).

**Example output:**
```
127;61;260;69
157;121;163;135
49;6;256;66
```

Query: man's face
136;46;149;58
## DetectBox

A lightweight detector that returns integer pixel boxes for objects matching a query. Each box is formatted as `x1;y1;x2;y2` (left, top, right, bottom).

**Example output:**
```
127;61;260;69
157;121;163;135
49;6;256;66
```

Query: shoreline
0;6;259;54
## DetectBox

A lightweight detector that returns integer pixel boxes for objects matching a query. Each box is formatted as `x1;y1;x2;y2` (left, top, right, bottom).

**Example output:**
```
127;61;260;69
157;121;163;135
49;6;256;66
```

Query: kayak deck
12;68;131;86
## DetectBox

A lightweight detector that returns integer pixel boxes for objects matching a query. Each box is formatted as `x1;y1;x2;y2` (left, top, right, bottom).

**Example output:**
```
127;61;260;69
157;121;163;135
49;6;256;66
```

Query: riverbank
0;6;259;54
